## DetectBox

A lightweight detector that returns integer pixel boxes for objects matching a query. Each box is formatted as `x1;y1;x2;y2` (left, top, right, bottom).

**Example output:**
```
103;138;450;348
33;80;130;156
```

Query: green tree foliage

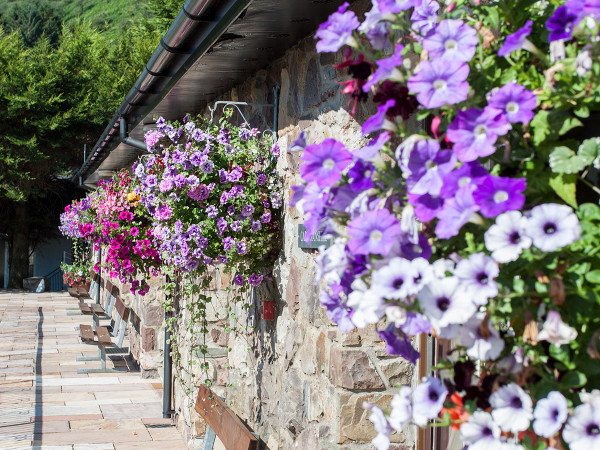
0;0;62;47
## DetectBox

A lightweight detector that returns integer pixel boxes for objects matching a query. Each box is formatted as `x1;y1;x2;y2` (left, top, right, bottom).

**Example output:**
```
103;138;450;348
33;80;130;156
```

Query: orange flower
441;393;470;430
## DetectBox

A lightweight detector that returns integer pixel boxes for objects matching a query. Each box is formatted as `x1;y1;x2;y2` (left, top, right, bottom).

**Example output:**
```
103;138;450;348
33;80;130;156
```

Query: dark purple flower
248;273;264;286
241;204;255;218
498;20;533;56
400;234;432;260
188;185;210;201
488;82;537;125
378;325;420;364
348;159;375;191
440;161;488;199
407;192;444;222
407;59;470;109
206;205;218;218
172;149;187;165
435;185;479;239
372;82;419;121
227;205;235;215
239;127;252;141
220;192;228;205
546;4;582;42
217;126;230;145
423;19;478;62
473;175;526;218
261;211;271;224
228;166;243;182
223;237;235;251
190;151;205;166
216;217;228;233
200;160;215;174
315;2;359;53
300;139;353;187
233;274;244;286
347;209;402;256
271;144;280;157
257;173;267;185
236;241;247;255
251;220;261;232
359;7;391;50
407;139;457;196
446;107;511;162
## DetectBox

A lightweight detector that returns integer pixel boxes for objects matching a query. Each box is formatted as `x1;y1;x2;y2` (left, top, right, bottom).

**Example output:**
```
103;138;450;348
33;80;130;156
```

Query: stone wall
167;24;418;450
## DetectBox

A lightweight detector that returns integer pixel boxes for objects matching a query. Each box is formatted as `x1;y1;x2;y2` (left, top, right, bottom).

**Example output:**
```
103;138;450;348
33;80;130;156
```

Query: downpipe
163;275;175;418
120;117;148;151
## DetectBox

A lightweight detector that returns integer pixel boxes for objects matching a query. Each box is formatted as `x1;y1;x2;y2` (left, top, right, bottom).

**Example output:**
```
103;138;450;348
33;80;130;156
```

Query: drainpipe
163;274;174;418
120;117;148;151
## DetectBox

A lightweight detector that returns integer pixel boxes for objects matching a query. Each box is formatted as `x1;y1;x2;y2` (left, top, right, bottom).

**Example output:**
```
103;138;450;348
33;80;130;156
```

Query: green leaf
549;147;586;174
559;116;583;135
550;344;574;369
585;270;600;284
562;371;587;388
579;203;600;222
578;138;600;165
574;105;590;118
549;173;578;208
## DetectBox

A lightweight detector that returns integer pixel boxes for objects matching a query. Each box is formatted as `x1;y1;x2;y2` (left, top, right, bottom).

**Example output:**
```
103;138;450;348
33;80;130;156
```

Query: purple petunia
223;237;235;251
230;221;242;232
498;20;533;56
354;132;390;161
472;175;526;218
315;2;359;53
190;151;205;166
411;0;439;35
423;19;478;62
251;220;261;232
257;173;267;185
200;160;215;174
408;192;445;222
363;44;404;92
378;325;420;364
407;59;470;109
347;209;402;256
406;139;457;196
236;241;247;255
546;4;582;42
241;204;255;218
248;273;264;286
488;82;537;125
362;99;396;135
374;0;418;14
446;107;511;162
159;178;174;193
233;274;245;286
435;185;479;239
206;205;218;218
440;161;488;199
300;139;353;187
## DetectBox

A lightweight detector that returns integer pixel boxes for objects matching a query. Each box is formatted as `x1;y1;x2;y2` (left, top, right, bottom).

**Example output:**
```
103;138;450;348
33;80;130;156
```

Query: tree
0;0;62;47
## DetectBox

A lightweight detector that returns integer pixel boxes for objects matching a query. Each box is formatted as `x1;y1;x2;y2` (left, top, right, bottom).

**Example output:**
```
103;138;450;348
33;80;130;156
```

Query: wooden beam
195;385;258;450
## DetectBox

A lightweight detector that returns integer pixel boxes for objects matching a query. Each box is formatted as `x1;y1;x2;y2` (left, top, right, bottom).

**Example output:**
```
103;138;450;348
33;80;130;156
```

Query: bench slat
114;296;129;322
195;385;258;450
80;325;94;343
79;304;92;315
95;327;112;346
91;304;105;315
68;288;80;298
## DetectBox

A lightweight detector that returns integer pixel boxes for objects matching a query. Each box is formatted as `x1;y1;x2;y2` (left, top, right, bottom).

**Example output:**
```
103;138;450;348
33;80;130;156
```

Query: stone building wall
166;28;418;450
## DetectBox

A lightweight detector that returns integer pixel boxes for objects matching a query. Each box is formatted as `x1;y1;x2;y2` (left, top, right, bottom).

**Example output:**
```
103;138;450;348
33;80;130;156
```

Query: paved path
0;289;187;450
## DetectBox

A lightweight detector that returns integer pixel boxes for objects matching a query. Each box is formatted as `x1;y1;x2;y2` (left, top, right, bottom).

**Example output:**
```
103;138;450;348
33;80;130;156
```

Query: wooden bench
77;293;129;374
68;269;100;299
195;385;259;450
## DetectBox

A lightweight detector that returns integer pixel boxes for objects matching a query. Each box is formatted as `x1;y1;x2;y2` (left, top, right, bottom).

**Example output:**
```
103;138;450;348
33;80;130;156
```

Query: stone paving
0;289;187;450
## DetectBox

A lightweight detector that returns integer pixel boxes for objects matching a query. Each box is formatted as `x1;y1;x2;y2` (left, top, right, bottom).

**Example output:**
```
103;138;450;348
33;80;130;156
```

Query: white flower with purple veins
460;314;505;361
372;257;418;301
347;287;386;328
454;252;499;305
484;211;532;263
418;277;476;332
533;391;568;438
389;386;413;431
410;257;434;292
315;238;348;284
537;310;578;346
563;398;600;449
460;411;501;450
423;19;478;62
489;383;533;433
526;203;581;252
365;404;393;450
412;377;448;426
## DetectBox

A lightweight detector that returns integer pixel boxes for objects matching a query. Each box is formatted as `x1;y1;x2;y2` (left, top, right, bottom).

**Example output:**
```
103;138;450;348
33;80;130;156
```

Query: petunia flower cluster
305;0;600;449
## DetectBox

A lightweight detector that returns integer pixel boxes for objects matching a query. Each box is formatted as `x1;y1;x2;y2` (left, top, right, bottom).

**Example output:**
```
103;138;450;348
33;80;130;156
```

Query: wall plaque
298;224;332;249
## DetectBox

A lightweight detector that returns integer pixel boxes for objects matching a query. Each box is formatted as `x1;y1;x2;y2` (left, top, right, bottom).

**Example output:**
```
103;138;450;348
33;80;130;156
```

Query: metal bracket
208;86;279;139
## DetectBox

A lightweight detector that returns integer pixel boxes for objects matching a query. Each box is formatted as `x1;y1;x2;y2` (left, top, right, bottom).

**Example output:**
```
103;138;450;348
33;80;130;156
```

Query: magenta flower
407;139;457;196
315;2;359;53
488;82;537;125
300;139;353;187
130;227;139;237
423;19;478;62
473;175;526;218
363;44;404;92
446;107;511;162
407;59;470;109
498;20;533;56
347;209;402;256
435;185;479;239
362;99;396;134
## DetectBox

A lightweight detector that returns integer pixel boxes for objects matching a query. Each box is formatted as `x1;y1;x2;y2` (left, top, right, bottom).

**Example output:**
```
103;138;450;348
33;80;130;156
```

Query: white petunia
490;383;533;433
484;210;531;263
537;310;578;346
533;391;568;437
526;203;581;252
460;314;505;361
454;252;499;305
460;410;502;450
418;277;477;332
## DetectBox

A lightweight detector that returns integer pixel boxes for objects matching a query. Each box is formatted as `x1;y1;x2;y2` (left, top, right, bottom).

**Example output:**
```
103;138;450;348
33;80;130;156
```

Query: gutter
72;0;252;185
